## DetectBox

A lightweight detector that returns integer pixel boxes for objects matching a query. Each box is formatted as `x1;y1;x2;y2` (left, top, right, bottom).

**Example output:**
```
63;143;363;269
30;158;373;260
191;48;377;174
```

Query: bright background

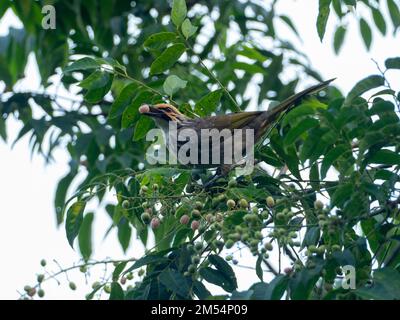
0;1;399;299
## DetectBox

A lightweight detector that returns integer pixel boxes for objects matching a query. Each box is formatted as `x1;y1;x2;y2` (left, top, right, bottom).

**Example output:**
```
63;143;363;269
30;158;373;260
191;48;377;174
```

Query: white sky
0;1;399;299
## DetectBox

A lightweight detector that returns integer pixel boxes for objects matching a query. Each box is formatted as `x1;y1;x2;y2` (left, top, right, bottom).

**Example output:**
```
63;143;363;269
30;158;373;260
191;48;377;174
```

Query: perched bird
139;78;334;174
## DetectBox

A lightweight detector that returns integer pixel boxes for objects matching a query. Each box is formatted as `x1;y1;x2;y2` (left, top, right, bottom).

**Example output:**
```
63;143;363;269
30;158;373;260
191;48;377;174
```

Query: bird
138;78;335;176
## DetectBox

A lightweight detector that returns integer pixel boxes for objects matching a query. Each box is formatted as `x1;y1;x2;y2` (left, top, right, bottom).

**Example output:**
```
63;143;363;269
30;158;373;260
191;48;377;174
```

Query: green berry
138;269;145;277
228;179;237;188
140;185;148;195
91;282;101;290
314;200;324;210
24;285;32;292
80;265;87;273
238;199;248;209
226;199;236;209
122;200;130;209
40;259;46;267
261;211;269;219
104;285;111;294
255;231;263;239
191;209;201;218
38;289;45;298
187;264;196;274
225;239;234;249
332;244;341;252
191;255;200;264
69;282;77;291
37;274;44;283
276;212;285;220
308;245;318;253
152;183;159;191
141;212;151;224
264;242;273;251
194;242;203;251
126;273;134;280
289;231;297;239
142;201;149;209
266;196;275;208
225;255;233;261
194;201;203;210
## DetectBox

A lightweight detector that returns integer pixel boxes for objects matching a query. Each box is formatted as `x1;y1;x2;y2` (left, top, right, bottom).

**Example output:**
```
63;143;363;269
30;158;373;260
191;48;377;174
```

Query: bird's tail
266;78;336;122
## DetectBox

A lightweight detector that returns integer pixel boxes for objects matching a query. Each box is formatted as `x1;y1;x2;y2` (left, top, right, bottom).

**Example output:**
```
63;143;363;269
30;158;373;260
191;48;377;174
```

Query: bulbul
139;78;334;173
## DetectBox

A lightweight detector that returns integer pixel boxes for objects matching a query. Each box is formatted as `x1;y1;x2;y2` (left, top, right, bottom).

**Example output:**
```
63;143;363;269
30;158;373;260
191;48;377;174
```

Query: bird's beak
139;104;164;119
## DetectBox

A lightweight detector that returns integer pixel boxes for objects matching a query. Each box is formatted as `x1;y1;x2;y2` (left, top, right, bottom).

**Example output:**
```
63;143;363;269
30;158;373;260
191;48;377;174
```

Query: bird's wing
191;111;264;131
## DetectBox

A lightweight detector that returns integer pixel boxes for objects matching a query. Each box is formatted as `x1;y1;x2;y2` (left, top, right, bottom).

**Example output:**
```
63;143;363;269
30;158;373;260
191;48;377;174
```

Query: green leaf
367;149;400;166
112;262;128;281
279;15;300;38
109;83;138;119
123;249;172;274
385;57;400;69
387;0;400;31
118;218;132;253
359;18;372;50
372;8;387;35
333;26;346;54
356;268;400;299
345;75;384;103
302;226;320;248
251;275;289;300
55;171;76;225
171;0;187;27
289;262;324;299
331;183;353;207
317;0;332;41
110;282;125;300
320;144;349;179
121;91;154;129
283;118;319;146
163;75;187;96
194;89;223;116
64;57;100;74
150;43;186;75
65;201;86;247
78;212;94;261
143;32;177;51
133;116;154;141
159;268;190;298
79;71;113;104
208;255;238;291
182;19;197;39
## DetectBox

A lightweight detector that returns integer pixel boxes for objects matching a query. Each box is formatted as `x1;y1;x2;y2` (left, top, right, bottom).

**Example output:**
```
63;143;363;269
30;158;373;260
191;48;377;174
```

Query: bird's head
139;103;189;126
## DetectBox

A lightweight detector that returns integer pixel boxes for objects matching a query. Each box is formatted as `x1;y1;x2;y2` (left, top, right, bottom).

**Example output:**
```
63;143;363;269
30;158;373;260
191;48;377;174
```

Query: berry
27;288;36;297
40;259;46;267
141;202;149;209
238;199;248;209
308;245;318;253
225;255;233;261
141;212;151;224
150;217;160;229
139;185;148;195
215;213;223;222
191;209;201;218
226;199;236;209
314;200;324;210
284;267;293;275
37;274;44;283
152;183;159;191
80;265;87;273
69;282;77;291
38;289;45;298
187;264;196;274
180;214;190;225
228;179;237;188
261;211;269;219
126;273;134;280
191;255;200;264
255;231;263;239
194;242;203;251
104;285;111;294
225;239;234;249
24;285;32;292
205;214;214;223
120;277;127;285
191;220;200;231
138;269;145;277
332;244;341;252
194;201;203;210
92;282;101;290
122;200;130;209
289;231;298;239
276;212;285;220
266;196;275;208
264;242;273;251
232;259;238;265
